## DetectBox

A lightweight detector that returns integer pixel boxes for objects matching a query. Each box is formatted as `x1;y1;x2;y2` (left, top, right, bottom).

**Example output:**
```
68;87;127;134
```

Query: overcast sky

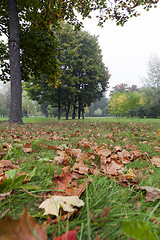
81;4;160;93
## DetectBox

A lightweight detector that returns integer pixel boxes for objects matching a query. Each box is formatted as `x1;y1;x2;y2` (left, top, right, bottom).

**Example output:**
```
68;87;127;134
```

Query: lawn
0;117;159;239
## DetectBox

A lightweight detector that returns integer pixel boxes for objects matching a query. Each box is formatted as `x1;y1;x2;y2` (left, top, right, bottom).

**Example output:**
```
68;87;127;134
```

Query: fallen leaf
136;186;160;202
0;160;19;172
54;226;79;240
154;147;160;152
22;143;32;153
39;196;84;217
103;161;123;175
0;207;47;240
150;156;160;167
100;207;111;220
72;160;90;175
123;168;137;179
0;190;13;203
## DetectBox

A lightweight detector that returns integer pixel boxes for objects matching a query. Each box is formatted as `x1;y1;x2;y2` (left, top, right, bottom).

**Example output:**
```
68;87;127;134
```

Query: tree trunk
82;108;85;119
65;103;70;120
72;97;76;119
8;0;23;124
58;101;61;120
78;101;81;119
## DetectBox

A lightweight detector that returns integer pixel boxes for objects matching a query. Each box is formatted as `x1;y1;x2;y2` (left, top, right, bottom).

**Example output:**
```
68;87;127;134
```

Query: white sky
81;4;160;93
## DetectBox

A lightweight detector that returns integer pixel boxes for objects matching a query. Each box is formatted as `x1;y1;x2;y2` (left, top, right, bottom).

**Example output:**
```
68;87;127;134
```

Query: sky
81;4;160;93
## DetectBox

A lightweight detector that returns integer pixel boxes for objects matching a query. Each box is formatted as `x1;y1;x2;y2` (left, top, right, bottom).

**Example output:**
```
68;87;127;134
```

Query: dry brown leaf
0;190;13;203
72;160;90;175
96;149;111;158
114;146;122;152
22;143;32;153
150;156;160;167
0;160;19;172
70;149;82;158
102;161;123;175
0;207;47;240
100;207;111;220
2;143;12;151
136;186;160;202
154;147;160;152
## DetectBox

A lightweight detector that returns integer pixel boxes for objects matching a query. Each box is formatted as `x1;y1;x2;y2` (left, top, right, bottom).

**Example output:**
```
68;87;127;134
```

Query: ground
0;117;159;239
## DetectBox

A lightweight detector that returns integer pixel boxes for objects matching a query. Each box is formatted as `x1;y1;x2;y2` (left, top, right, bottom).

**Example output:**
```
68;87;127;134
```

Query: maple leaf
54;226;79;240
39;196;84;217
0;207;47;240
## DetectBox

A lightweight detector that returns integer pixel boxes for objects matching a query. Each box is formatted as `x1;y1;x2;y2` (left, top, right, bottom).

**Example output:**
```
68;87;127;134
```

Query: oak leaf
39;196;84;217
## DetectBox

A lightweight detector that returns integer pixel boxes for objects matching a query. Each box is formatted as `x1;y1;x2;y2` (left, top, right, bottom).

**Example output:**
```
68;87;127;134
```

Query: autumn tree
0;0;158;123
25;23;110;119
108;91;142;117
110;83;139;96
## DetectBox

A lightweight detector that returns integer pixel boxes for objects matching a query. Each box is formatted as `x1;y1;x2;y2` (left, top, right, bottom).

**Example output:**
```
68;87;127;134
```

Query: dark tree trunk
58;101;61;120
8;0;23;124
72;97;76;119
65;103;70;120
78;100;81;119
78;97;83;119
82;108;85;119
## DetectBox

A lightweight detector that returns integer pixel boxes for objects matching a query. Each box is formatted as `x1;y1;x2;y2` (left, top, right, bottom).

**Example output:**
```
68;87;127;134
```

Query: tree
141;55;160;118
108;92;127;117
108;90;142;117
25;23;110;119
88;97;109;117
22;91;40;117
0;0;158;123
110;83;139;96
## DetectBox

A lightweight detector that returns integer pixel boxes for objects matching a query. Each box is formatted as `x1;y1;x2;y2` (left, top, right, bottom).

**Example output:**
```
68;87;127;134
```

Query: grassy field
0;117;159;239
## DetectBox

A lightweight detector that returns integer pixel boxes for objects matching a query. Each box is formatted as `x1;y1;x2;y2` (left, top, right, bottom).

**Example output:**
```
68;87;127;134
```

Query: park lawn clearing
0;117;159;239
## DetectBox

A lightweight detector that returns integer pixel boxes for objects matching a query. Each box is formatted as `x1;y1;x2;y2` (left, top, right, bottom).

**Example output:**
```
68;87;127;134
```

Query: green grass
0;117;159;239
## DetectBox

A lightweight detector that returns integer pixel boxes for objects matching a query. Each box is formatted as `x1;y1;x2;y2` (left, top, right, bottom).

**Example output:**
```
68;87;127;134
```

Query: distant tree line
108;56;160;118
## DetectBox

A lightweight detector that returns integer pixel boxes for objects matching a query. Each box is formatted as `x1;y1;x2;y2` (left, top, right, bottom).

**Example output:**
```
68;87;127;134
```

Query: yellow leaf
39;196;84;216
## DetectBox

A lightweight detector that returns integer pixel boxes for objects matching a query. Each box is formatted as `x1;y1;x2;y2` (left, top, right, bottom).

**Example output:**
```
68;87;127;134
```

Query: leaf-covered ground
0;117;159;239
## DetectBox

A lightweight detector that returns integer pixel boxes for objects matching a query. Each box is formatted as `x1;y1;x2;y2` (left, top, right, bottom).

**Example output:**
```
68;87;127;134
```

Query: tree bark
72;97;76;119
78;100;81;119
65;103;70;120
58;101;61;120
8;0;23;124
82;108;85;119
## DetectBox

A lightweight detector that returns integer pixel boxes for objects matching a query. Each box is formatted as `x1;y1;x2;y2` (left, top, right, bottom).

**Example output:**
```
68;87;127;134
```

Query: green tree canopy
108;90;142;117
25;23;110;119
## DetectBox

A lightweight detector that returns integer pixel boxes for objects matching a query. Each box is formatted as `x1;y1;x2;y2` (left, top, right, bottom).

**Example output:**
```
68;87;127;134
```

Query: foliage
110;83;139;96
22;91;40;117
141;55;160;118
25;23;110;119
88;97;109;117
0;83;10;117
108;88;143;117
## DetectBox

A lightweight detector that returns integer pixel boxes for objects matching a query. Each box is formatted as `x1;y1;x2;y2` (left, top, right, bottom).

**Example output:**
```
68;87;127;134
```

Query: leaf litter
0;120;159;239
